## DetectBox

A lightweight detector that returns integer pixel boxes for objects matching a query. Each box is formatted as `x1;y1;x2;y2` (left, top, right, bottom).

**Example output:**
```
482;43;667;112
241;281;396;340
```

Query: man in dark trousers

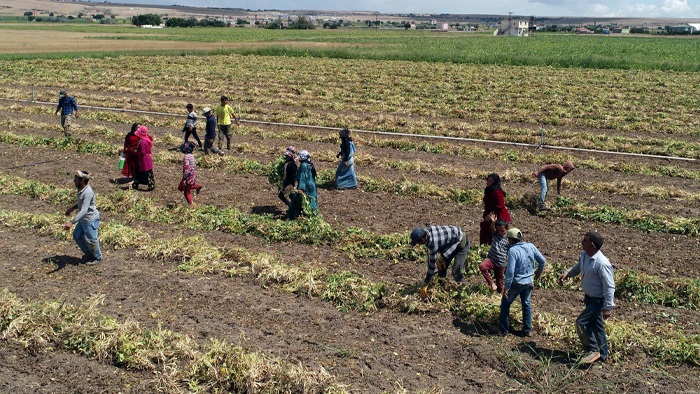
202;107;223;156
558;231;615;364
410;224;469;297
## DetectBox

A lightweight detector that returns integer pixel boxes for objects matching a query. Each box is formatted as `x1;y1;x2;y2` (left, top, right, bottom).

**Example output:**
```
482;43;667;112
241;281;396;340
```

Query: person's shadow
251;205;285;217
43;255;83;273
517;342;579;366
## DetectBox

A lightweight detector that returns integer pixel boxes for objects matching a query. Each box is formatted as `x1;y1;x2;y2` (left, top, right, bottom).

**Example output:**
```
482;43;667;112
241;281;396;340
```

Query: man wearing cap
214;95;239;151
532;161;575;210
54;89;79;137
64;171;102;265
410;225;469;290
202;107;223;156
499;227;546;336
558;232;615;364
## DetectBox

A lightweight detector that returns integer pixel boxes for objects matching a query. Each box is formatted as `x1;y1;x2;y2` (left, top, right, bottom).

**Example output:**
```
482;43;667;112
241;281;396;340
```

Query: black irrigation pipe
2;98;696;163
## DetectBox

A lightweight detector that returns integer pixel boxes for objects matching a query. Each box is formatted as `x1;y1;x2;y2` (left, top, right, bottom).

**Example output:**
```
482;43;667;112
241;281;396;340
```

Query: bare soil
1;104;699;392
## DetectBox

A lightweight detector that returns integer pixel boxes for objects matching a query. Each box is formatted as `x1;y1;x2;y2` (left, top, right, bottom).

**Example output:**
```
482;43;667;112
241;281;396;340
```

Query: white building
499;19;529;36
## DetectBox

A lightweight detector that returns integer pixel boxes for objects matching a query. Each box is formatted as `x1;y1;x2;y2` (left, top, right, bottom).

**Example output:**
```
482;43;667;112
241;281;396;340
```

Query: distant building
498;19;529;36
612;27;630;33
669;23;700;34
436;22;449;31
575;27;594;34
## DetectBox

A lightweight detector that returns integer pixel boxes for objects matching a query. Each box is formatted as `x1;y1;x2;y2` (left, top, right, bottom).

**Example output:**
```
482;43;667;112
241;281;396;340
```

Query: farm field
0;24;699;393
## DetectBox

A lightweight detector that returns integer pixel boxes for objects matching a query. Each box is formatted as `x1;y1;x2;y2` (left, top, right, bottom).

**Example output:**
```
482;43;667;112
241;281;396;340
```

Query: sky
111;0;699;18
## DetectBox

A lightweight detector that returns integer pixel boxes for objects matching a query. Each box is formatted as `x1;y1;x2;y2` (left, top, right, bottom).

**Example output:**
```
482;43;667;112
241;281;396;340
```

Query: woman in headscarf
277;146;298;207
296;150;318;214
480;173;511;245
335;128;358;189
132;125;155;191
121;122;141;179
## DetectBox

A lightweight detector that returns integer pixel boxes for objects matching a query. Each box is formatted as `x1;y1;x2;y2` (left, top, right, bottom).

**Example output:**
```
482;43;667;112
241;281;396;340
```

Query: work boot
539;204;550;211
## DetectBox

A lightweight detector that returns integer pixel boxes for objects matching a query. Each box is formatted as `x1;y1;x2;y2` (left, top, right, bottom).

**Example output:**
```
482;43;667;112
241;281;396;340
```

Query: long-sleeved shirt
71;185;99;224
185;111;198;129
57;96;78;115
565;250;616;310
205;115;217;139
182;153;196;186
424;225;464;276
504;241;546;290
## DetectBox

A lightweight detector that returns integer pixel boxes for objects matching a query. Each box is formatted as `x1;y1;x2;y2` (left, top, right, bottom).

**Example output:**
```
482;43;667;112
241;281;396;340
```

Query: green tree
131;13;161;26
290;15;314;29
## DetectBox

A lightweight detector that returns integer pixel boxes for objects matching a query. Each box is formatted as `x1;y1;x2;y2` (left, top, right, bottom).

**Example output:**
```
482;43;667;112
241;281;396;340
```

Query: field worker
183;103;203;149
278;146;298;207
202;107;223;156
478;212;510;293
54;89;78;137
64;171;102;266
531;161;575;210
335;128;358;189
179;141;203;206
499;227;546;337
214;95;240;151
480;172;511;245
296;150;318;213
132;125;155;191
558;232;615;364
410;224;469;295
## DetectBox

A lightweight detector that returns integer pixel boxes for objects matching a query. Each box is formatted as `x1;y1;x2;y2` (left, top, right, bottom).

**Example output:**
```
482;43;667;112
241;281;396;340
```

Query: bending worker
410;224;469;294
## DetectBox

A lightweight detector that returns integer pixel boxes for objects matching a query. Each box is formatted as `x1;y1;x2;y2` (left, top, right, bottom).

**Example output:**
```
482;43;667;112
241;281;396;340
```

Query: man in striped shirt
478;212;510;293
410;225;469;287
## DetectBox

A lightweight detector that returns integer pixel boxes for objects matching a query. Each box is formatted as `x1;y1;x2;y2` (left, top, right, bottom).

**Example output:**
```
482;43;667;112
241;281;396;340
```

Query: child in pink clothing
180;142;202;205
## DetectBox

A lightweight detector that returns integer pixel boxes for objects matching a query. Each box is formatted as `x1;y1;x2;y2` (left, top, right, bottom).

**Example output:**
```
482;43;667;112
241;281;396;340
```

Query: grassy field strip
0;289;344;393
1;29;700;72
0;191;700;318
2;52;700;133
4;113;699;205
157;151;700;237
6;100;700;159
1;124;698;236
5;115;700;182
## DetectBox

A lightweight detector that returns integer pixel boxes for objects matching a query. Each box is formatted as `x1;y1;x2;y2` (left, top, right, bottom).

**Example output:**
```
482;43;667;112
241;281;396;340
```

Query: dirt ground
0;103;699;392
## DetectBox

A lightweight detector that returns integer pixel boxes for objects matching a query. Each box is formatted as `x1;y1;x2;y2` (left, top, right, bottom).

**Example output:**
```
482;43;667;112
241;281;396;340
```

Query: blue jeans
576;295;609;360
73;218;102;261
538;173;548;206
499;282;533;334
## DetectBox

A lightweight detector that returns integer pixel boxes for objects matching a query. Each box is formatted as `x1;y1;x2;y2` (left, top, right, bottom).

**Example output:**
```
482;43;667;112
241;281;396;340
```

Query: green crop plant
323;272;388;313
5;174;700;313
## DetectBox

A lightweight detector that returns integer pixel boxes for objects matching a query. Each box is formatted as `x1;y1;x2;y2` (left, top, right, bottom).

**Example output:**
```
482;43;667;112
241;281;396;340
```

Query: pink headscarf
134;125;149;138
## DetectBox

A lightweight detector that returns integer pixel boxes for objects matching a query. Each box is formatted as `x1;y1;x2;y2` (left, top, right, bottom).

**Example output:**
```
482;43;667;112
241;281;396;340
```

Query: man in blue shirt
558;231;615;364
202;107;224;156
499;227;546;336
55;89;78;137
